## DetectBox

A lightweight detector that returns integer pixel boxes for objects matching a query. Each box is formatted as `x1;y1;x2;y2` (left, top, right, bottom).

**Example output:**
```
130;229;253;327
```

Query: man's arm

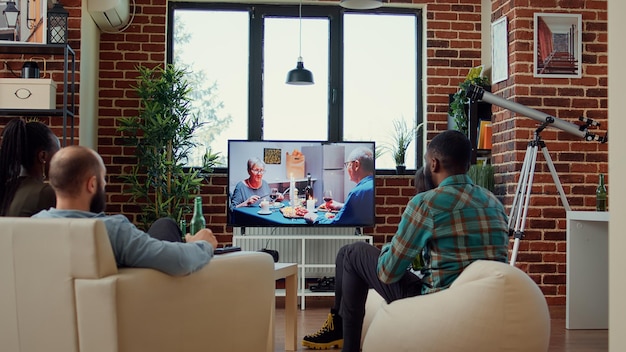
106;215;214;276
377;196;431;283
231;182;247;208
314;179;373;225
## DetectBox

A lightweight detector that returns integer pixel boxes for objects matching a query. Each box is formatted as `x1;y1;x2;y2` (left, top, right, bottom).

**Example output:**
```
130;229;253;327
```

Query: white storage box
0;78;57;109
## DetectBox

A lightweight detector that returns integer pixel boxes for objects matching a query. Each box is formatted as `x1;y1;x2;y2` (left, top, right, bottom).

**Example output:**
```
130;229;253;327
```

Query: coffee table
274;263;298;351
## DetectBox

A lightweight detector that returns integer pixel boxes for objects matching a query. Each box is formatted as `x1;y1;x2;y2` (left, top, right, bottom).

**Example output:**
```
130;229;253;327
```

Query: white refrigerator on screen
302;144;345;207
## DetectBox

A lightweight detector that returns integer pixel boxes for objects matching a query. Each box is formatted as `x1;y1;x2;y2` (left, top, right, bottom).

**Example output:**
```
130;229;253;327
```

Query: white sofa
362;260;551;352
0;217;276;352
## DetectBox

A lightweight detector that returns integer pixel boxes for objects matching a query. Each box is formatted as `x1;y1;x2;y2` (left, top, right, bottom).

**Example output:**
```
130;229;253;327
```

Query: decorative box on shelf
0;78;57;109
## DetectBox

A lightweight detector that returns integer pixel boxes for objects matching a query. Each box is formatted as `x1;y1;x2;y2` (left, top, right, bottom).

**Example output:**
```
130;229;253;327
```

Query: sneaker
310;277;335;292
302;311;343;350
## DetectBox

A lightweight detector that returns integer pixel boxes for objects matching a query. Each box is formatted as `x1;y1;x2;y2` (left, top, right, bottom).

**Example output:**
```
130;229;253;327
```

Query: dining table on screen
230;202;311;226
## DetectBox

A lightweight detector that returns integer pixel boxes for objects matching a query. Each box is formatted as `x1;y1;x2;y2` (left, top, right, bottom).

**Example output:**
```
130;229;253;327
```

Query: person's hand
324;200;338;211
186;228;218;249
327;201;344;211
304;212;317;224
244;195;260;206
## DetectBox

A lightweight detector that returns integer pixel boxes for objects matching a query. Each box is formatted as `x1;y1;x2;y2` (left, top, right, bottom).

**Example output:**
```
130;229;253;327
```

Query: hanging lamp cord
298;0;303;60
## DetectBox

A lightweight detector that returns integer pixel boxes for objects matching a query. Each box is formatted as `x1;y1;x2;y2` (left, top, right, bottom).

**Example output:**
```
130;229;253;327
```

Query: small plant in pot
449;75;490;136
385;119;419;174
468;163;495;192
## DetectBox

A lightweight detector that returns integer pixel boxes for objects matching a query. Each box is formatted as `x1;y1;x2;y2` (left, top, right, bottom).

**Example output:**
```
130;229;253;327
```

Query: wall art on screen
533;13;582;78
227;140;376;228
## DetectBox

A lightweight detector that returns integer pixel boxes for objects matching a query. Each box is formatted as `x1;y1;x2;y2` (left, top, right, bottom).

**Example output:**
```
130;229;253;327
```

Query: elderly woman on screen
231;157;282;208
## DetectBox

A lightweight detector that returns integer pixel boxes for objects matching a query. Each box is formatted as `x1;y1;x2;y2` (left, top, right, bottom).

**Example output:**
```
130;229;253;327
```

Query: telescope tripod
508;131;571;266
465;84;606;265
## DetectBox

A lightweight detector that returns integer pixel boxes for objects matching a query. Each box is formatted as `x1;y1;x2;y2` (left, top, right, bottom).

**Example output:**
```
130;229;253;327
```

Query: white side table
566;211;609;329
273;263;298;351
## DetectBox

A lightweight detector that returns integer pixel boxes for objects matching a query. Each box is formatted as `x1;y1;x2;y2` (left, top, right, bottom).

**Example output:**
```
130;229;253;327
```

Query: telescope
467;85;607;143
466;84;607;266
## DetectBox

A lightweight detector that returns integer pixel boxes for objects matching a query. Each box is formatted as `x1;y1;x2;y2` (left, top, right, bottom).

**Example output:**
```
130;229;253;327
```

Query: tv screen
227;140;375;228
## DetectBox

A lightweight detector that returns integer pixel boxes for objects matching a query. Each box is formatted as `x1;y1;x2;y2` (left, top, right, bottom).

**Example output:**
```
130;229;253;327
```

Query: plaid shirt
377;174;509;294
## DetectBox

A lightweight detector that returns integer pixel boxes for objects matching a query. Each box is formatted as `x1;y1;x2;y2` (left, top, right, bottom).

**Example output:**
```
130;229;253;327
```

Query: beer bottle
190;196;206;235
179;218;187;242
596;173;607;211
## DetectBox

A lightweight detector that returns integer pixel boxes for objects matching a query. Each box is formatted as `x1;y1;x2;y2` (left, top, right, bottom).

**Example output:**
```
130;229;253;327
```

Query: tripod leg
540;146;571;211
510;143;539;266
508;143;533;230
508;138;571;266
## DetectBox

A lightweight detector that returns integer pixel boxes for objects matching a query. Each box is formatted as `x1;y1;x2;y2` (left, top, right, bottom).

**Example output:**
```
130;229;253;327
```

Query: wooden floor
273;298;608;352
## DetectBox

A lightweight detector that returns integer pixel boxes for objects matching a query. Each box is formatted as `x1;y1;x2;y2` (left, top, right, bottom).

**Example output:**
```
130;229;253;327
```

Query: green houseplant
385;119;421;174
118;64;217;229
449;75;490;135
468;163;495;192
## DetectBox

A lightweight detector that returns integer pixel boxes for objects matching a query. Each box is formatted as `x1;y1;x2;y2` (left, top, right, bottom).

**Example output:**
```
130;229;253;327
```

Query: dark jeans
334;241;423;352
146;217;183;242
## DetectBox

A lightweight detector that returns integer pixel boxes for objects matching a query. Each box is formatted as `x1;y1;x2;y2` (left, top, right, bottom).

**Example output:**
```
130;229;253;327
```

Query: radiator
233;227;361;278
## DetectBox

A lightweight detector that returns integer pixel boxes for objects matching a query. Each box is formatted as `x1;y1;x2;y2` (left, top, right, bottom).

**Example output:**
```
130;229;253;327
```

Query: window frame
166;2;424;173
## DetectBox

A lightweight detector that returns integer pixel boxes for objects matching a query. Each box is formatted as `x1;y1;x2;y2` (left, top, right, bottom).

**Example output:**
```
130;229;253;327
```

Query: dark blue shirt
316;175;374;226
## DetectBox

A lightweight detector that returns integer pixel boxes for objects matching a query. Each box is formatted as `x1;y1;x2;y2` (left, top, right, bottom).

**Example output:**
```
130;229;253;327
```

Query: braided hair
0;119;57;215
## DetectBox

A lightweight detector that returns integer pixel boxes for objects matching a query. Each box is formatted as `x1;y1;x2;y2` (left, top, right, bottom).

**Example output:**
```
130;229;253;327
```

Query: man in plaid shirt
302;130;509;352
377;133;509;293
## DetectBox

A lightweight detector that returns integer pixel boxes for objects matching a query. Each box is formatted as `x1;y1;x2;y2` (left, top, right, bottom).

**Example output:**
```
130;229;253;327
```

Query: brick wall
421;0;486;135
489;0;608;304
0;0;608;305
92;0;472;233
0;0;82;145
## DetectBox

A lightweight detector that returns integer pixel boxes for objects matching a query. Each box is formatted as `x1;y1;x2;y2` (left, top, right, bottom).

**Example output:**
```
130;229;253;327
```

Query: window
169;3;423;170
263;16;329;141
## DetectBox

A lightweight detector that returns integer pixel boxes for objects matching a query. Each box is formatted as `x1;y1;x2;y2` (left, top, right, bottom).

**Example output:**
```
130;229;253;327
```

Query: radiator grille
233;227;361;278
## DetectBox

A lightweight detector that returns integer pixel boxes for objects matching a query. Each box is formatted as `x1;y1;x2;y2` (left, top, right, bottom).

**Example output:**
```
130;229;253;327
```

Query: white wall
608;0;625;350
78;0;101;149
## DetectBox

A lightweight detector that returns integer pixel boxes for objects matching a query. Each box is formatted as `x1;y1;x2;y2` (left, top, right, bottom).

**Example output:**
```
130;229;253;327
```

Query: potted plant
468;163;495;192
449;75;490;136
117;64;218;229
386;119;420;174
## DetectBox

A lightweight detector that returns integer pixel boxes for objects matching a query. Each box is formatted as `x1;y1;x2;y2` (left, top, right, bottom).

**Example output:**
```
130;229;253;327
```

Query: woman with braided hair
0;118;60;216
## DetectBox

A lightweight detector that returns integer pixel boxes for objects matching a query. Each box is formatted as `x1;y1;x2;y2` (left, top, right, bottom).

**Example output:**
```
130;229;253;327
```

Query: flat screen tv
227;140;375;228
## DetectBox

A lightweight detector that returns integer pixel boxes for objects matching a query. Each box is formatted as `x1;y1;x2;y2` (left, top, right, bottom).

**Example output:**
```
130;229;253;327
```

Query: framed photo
533;13;582;78
0;1;48;43
491;16;508;84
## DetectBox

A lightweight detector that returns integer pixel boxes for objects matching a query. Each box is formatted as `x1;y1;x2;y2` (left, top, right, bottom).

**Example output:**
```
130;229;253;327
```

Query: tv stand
233;230;373;309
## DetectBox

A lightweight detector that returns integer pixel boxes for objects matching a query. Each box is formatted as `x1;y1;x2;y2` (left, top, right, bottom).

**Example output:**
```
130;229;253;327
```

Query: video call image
227;140;375;227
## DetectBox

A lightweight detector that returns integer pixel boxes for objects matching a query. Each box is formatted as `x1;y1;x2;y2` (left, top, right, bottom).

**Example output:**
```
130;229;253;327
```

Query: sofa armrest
75;251;275;352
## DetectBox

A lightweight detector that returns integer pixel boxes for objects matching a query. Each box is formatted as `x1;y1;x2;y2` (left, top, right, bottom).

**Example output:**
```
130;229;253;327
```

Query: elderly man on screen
304;147;374;226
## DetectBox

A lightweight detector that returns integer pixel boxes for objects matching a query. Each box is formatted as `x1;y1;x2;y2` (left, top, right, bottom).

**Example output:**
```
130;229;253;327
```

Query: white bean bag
362;260;550;352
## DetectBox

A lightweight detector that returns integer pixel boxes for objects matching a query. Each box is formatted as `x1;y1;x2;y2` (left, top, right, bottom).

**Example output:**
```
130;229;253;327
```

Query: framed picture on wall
533;13;582;78
491;16;508;84
0;1;48;43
